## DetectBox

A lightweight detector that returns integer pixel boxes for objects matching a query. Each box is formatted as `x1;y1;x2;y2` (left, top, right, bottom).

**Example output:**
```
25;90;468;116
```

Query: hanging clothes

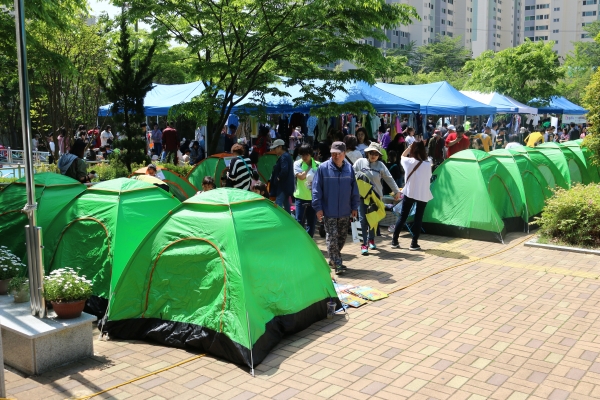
249;116;259;138
307;116;318;137
349;116;356;136
317;117;328;142
369;114;380;140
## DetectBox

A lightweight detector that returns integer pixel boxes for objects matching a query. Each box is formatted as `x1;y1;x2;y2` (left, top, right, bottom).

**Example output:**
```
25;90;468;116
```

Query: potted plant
8;277;29;303
44;267;93;319
0;246;25;295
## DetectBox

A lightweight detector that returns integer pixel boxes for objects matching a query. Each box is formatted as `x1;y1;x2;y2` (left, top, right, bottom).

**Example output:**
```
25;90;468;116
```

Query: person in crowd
581;126;588;139
558;128;570;143
252;182;269;198
226;143;253;190
353;142;402;255
344;135;362;164
445;125;470;157
201;176;216;192
179;138;191;155
269;139;294;212
188;140;204;165
525;128;544;147
400;117;409;132
47;134;56;164
380;128;392;150
427;129;444;166
146;163;160;177
384;150;403;190
405;127;416;146
31;134;39;151
255;126;270;156
391;141;433;251
471;138;484;151
225;124;237;153
440;123;449;138
58;139;94;183
355;127;370;156
289;126;303;153
312;141;360;275
474;126;493;152
568;122;580;141
505;135;523;149
162;122;179;164
293;144;320;237
543;126;556;143
387;129;406;156
150;124;162;156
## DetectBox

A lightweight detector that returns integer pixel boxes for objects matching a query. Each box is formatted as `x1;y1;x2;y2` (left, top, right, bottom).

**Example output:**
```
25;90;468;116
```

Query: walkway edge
525;237;600;256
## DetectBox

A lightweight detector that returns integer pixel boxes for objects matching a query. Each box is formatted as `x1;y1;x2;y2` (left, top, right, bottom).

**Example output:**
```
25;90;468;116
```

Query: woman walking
391;141;433;251
353;142;402;255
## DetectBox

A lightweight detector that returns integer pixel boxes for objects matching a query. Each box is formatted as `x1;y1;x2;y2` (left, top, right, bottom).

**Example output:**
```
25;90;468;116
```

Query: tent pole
246;311;255;377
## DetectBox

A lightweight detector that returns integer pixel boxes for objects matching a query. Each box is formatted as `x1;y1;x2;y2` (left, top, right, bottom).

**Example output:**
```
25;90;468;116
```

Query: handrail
0;147;50;165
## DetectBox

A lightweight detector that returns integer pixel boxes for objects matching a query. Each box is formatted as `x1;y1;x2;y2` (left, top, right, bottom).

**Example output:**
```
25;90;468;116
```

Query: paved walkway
4;230;600;400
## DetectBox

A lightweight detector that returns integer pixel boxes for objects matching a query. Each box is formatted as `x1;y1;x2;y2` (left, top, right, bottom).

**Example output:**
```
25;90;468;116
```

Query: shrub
43;267;93;303
535;183;600;247
92;160;145;181
0;246;26;280
8;276;29;293
159;162;194;177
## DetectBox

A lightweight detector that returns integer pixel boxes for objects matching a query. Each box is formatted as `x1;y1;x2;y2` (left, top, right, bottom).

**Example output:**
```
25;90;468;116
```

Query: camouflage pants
323;217;349;266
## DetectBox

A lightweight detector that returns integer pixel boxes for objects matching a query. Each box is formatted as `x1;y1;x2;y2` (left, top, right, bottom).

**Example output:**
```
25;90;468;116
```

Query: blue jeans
152;143;162;157
358;201;375;246
295;198;316;237
276;192;291;213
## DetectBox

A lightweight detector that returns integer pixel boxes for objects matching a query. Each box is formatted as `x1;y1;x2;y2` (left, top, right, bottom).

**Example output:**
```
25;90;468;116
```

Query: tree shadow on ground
423;249;470;259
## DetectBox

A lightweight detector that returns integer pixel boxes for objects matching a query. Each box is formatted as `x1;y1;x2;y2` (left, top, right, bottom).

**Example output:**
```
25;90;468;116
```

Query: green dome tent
509;147;569;190
43;178;180;317
0;173;85;260
102;188;338;367
561;141;600;183
489;149;552;220
257;151;278;183
537;142;592;186
132;166;198;201
187;153;232;188
422;150;526;243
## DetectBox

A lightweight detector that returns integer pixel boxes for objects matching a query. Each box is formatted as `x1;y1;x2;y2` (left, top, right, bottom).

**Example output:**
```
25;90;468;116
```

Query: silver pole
15;0;45;317
0;330;5;398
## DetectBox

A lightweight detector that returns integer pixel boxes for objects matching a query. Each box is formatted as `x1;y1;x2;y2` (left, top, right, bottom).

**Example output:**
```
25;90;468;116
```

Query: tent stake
246;311;255;377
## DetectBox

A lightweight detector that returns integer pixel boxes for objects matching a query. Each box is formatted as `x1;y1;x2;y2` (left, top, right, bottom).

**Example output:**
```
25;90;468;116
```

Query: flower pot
51;300;86;319
13;287;30;303
0;278;12;295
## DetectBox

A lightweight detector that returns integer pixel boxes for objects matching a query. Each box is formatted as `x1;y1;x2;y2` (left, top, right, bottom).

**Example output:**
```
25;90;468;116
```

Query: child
252;182;269;198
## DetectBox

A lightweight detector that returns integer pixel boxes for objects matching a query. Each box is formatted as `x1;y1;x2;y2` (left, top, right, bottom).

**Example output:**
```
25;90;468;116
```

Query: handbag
350;218;361;243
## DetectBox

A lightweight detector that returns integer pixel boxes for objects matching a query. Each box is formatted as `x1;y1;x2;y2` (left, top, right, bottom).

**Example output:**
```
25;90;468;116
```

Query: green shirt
293;158;320;200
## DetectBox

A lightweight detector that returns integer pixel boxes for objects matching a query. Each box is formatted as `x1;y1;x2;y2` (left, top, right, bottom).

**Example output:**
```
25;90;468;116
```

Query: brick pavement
4;230;600;399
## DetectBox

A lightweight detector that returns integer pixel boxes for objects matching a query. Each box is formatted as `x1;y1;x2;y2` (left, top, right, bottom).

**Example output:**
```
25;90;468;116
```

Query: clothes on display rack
306;116;318;137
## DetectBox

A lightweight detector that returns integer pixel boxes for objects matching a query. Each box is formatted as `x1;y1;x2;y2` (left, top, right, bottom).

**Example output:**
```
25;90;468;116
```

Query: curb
525;237;600;256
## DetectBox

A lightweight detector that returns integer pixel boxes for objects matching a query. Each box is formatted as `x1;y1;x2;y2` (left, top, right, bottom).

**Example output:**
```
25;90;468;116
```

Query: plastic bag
350;218;361;243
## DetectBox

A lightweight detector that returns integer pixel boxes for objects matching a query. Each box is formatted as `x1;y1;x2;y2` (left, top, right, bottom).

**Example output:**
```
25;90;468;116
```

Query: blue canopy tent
460;91;538;114
232;80;420;114
98;81;226;117
375;81;497;116
532;96;588;115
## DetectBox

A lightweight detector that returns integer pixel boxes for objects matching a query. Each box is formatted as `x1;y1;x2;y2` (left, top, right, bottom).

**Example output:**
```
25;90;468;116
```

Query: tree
583;68;600;166
395;68;469;89
370;53;412;83
99;15;156;172
463;40;564;105
564;21;600;69
414;35;471;73
116;0;419;154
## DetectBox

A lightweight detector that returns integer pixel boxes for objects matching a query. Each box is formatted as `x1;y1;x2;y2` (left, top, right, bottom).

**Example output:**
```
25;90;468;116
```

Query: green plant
0;246;25;280
43;267;93;303
35;163;60;174
535;184;600;248
8;276;28;293
159;162;194;177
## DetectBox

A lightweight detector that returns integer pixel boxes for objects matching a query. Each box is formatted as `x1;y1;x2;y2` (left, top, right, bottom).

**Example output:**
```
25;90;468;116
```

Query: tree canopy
114;0;419;154
463;40;564;104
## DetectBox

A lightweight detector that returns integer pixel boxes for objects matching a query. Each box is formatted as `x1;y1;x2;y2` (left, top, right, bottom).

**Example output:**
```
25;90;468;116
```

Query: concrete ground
4;230;600;400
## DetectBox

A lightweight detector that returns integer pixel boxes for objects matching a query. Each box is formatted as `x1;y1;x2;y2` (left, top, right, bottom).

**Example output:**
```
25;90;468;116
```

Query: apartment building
361;0;600;60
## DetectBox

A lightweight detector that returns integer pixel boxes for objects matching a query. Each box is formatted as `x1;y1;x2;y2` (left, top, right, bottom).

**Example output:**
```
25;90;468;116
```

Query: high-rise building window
583;0;597;5
583;11;597;17
552;29;559;33
553;7;560;11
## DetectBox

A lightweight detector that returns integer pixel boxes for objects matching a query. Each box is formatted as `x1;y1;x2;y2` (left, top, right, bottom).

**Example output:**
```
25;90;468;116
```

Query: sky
87;0;120;17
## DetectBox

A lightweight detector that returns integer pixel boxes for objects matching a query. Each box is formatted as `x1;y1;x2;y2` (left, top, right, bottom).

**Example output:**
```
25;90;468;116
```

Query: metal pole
0;329;5;398
15;0;45;318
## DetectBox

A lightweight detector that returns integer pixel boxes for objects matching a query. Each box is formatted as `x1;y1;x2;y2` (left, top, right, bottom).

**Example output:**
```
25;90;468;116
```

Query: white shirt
100;130;113;147
346;149;362;165
405;135;416;146
400;156;433;202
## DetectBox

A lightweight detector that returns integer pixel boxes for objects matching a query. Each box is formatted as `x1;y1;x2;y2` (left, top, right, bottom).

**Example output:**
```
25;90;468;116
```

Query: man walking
150;124;162;157
269;139;294;212
294;144;320;237
312;141;360;275
162;122;179;164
